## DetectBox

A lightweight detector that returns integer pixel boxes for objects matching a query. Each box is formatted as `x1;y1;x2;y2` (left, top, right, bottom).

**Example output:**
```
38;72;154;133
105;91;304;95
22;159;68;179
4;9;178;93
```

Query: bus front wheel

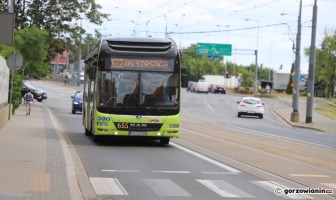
160;137;170;145
92;134;100;143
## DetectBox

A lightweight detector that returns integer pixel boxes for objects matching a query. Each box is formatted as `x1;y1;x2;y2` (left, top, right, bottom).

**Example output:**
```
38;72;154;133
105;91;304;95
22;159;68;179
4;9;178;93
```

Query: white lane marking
197;180;254;198
252;181;313;199
89;177;128;195
207;104;215;111
143;179;191;197
152;171;190;174
171;143;241;173
102;170;139;173
202;172;240;175
289;174;329;178
203;95;214;111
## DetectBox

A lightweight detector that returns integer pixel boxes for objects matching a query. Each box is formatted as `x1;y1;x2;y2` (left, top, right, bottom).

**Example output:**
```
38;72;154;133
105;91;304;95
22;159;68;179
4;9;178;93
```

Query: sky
84;0;336;74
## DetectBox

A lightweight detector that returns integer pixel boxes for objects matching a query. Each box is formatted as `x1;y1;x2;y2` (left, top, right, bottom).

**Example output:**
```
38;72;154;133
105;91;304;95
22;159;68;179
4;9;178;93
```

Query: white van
195;80;209;93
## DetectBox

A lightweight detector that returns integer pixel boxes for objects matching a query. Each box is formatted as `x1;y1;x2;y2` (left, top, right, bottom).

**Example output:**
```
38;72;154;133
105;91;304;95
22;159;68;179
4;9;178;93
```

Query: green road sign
196;43;232;56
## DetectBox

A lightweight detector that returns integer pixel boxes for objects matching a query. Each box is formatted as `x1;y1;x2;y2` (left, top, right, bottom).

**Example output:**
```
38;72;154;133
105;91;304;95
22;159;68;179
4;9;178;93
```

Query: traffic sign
196;43;232;56
300;75;305;82
6;52;23;70
207;55;218;60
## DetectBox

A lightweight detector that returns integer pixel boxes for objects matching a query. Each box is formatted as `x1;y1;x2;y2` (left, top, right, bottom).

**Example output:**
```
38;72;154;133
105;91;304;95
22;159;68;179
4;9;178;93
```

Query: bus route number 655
117;122;129;129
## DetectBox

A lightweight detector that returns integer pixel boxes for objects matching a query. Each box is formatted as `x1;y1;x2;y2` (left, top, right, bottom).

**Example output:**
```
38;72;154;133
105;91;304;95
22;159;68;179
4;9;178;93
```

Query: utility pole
290;0;302;122
254;50;258;96
306;0;318;123
7;0;14;12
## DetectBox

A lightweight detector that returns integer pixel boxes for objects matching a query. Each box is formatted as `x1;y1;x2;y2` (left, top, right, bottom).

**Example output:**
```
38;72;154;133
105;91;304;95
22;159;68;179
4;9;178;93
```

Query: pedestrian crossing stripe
89;177;330;199
197;179;254;198
89;177;322;199
251;181;313;199
89;177;128;195
321;183;336;190
143;179;191;197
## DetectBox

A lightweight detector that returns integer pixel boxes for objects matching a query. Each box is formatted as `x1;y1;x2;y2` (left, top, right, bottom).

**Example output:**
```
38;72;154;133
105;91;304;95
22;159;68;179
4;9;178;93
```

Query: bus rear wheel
160;137;170;145
85;128;92;136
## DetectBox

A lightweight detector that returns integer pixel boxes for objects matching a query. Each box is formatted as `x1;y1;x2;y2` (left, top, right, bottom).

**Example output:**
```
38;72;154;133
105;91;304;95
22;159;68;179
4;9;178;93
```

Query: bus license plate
129;131;147;136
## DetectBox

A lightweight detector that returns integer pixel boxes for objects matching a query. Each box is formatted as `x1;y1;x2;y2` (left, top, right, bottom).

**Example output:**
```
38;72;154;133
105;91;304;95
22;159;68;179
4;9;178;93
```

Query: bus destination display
110;58;174;71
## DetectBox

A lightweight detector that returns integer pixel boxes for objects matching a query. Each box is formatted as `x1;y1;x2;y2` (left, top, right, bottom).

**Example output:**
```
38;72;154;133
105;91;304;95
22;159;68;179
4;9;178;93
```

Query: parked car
71;90;83;114
40;88;48;99
187;81;196;91
237;97;264;119
211;85;226;94
21;82;46;102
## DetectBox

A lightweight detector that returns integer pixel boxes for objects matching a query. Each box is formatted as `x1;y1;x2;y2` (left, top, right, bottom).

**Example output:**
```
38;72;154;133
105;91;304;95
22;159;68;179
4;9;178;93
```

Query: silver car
237;97;264;119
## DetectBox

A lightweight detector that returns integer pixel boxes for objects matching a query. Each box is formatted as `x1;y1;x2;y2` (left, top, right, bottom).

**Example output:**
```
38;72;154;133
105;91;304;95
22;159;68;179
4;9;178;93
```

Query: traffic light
225;71;230;78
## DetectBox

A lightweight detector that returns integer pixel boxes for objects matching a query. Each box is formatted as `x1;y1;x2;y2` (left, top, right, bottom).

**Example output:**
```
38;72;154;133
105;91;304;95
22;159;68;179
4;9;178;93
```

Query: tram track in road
180;125;336;175
177;111;336;199
173;138;336;200
181;108;336;164
185;121;336;168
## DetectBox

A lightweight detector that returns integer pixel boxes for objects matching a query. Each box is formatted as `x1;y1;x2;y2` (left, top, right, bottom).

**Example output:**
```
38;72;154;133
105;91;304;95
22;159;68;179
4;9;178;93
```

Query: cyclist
24;89;34;116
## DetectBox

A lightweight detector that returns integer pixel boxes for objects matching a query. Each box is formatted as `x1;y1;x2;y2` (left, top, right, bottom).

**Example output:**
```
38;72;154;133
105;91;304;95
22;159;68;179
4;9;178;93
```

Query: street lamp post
306;0;318;123
280;1;302;122
291;0;302;122
245;19;259;96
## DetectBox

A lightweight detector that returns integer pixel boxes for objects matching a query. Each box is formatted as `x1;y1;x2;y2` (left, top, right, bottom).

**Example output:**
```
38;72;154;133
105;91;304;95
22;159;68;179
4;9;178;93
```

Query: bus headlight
97;122;109;126
169;124;179;128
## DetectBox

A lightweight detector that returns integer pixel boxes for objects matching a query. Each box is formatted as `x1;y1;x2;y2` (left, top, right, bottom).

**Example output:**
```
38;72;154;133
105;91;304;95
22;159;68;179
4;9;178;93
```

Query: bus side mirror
181;68;188;88
181;74;188;88
87;67;96;79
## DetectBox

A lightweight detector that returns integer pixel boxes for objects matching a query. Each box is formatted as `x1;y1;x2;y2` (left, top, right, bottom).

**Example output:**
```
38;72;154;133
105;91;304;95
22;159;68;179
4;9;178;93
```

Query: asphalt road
32;80;336;200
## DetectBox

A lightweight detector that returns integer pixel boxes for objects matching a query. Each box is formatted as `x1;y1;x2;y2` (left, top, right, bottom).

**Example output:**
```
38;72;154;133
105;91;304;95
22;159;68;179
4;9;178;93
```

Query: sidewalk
273;97;336;134
0;104;83;200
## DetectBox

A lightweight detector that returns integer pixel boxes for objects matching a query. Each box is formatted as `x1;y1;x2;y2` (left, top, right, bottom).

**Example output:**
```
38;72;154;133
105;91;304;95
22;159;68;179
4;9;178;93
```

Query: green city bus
83;37;187;144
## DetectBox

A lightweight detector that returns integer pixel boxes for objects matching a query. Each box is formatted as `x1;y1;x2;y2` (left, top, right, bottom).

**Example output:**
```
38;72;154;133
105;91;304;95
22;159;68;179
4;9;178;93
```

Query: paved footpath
273;97;336;134
0;103;83;200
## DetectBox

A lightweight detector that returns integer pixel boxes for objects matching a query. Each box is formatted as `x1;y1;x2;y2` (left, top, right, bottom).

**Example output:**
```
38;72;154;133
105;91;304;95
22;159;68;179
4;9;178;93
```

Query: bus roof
85;37;179;63
102;37;174;44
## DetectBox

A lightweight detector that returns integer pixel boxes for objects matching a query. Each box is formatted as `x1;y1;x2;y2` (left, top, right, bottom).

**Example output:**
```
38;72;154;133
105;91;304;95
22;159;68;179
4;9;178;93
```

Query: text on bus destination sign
111;58;170;70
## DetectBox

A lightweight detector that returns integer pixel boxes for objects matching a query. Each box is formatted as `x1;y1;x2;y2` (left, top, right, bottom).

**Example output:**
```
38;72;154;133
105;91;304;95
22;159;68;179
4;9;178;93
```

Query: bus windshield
97;70;179;116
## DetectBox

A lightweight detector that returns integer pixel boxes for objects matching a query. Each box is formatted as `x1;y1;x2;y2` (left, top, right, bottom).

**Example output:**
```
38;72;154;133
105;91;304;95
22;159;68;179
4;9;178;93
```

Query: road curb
272;109;324;132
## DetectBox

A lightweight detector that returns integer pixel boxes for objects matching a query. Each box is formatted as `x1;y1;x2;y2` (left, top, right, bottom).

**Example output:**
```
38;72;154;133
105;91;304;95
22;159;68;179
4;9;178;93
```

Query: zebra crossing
89;175;318;199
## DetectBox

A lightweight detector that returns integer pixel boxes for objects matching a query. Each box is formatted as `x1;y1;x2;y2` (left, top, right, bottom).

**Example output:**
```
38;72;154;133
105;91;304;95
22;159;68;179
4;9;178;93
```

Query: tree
0;0;109;60
305;33;336;97
14;25;50;78
181;44;224;81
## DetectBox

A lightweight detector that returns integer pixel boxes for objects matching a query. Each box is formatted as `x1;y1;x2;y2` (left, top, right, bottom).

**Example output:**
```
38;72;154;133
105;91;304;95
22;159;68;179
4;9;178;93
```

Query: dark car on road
21;82;47;102
71;90;83;114
211;85;226;94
